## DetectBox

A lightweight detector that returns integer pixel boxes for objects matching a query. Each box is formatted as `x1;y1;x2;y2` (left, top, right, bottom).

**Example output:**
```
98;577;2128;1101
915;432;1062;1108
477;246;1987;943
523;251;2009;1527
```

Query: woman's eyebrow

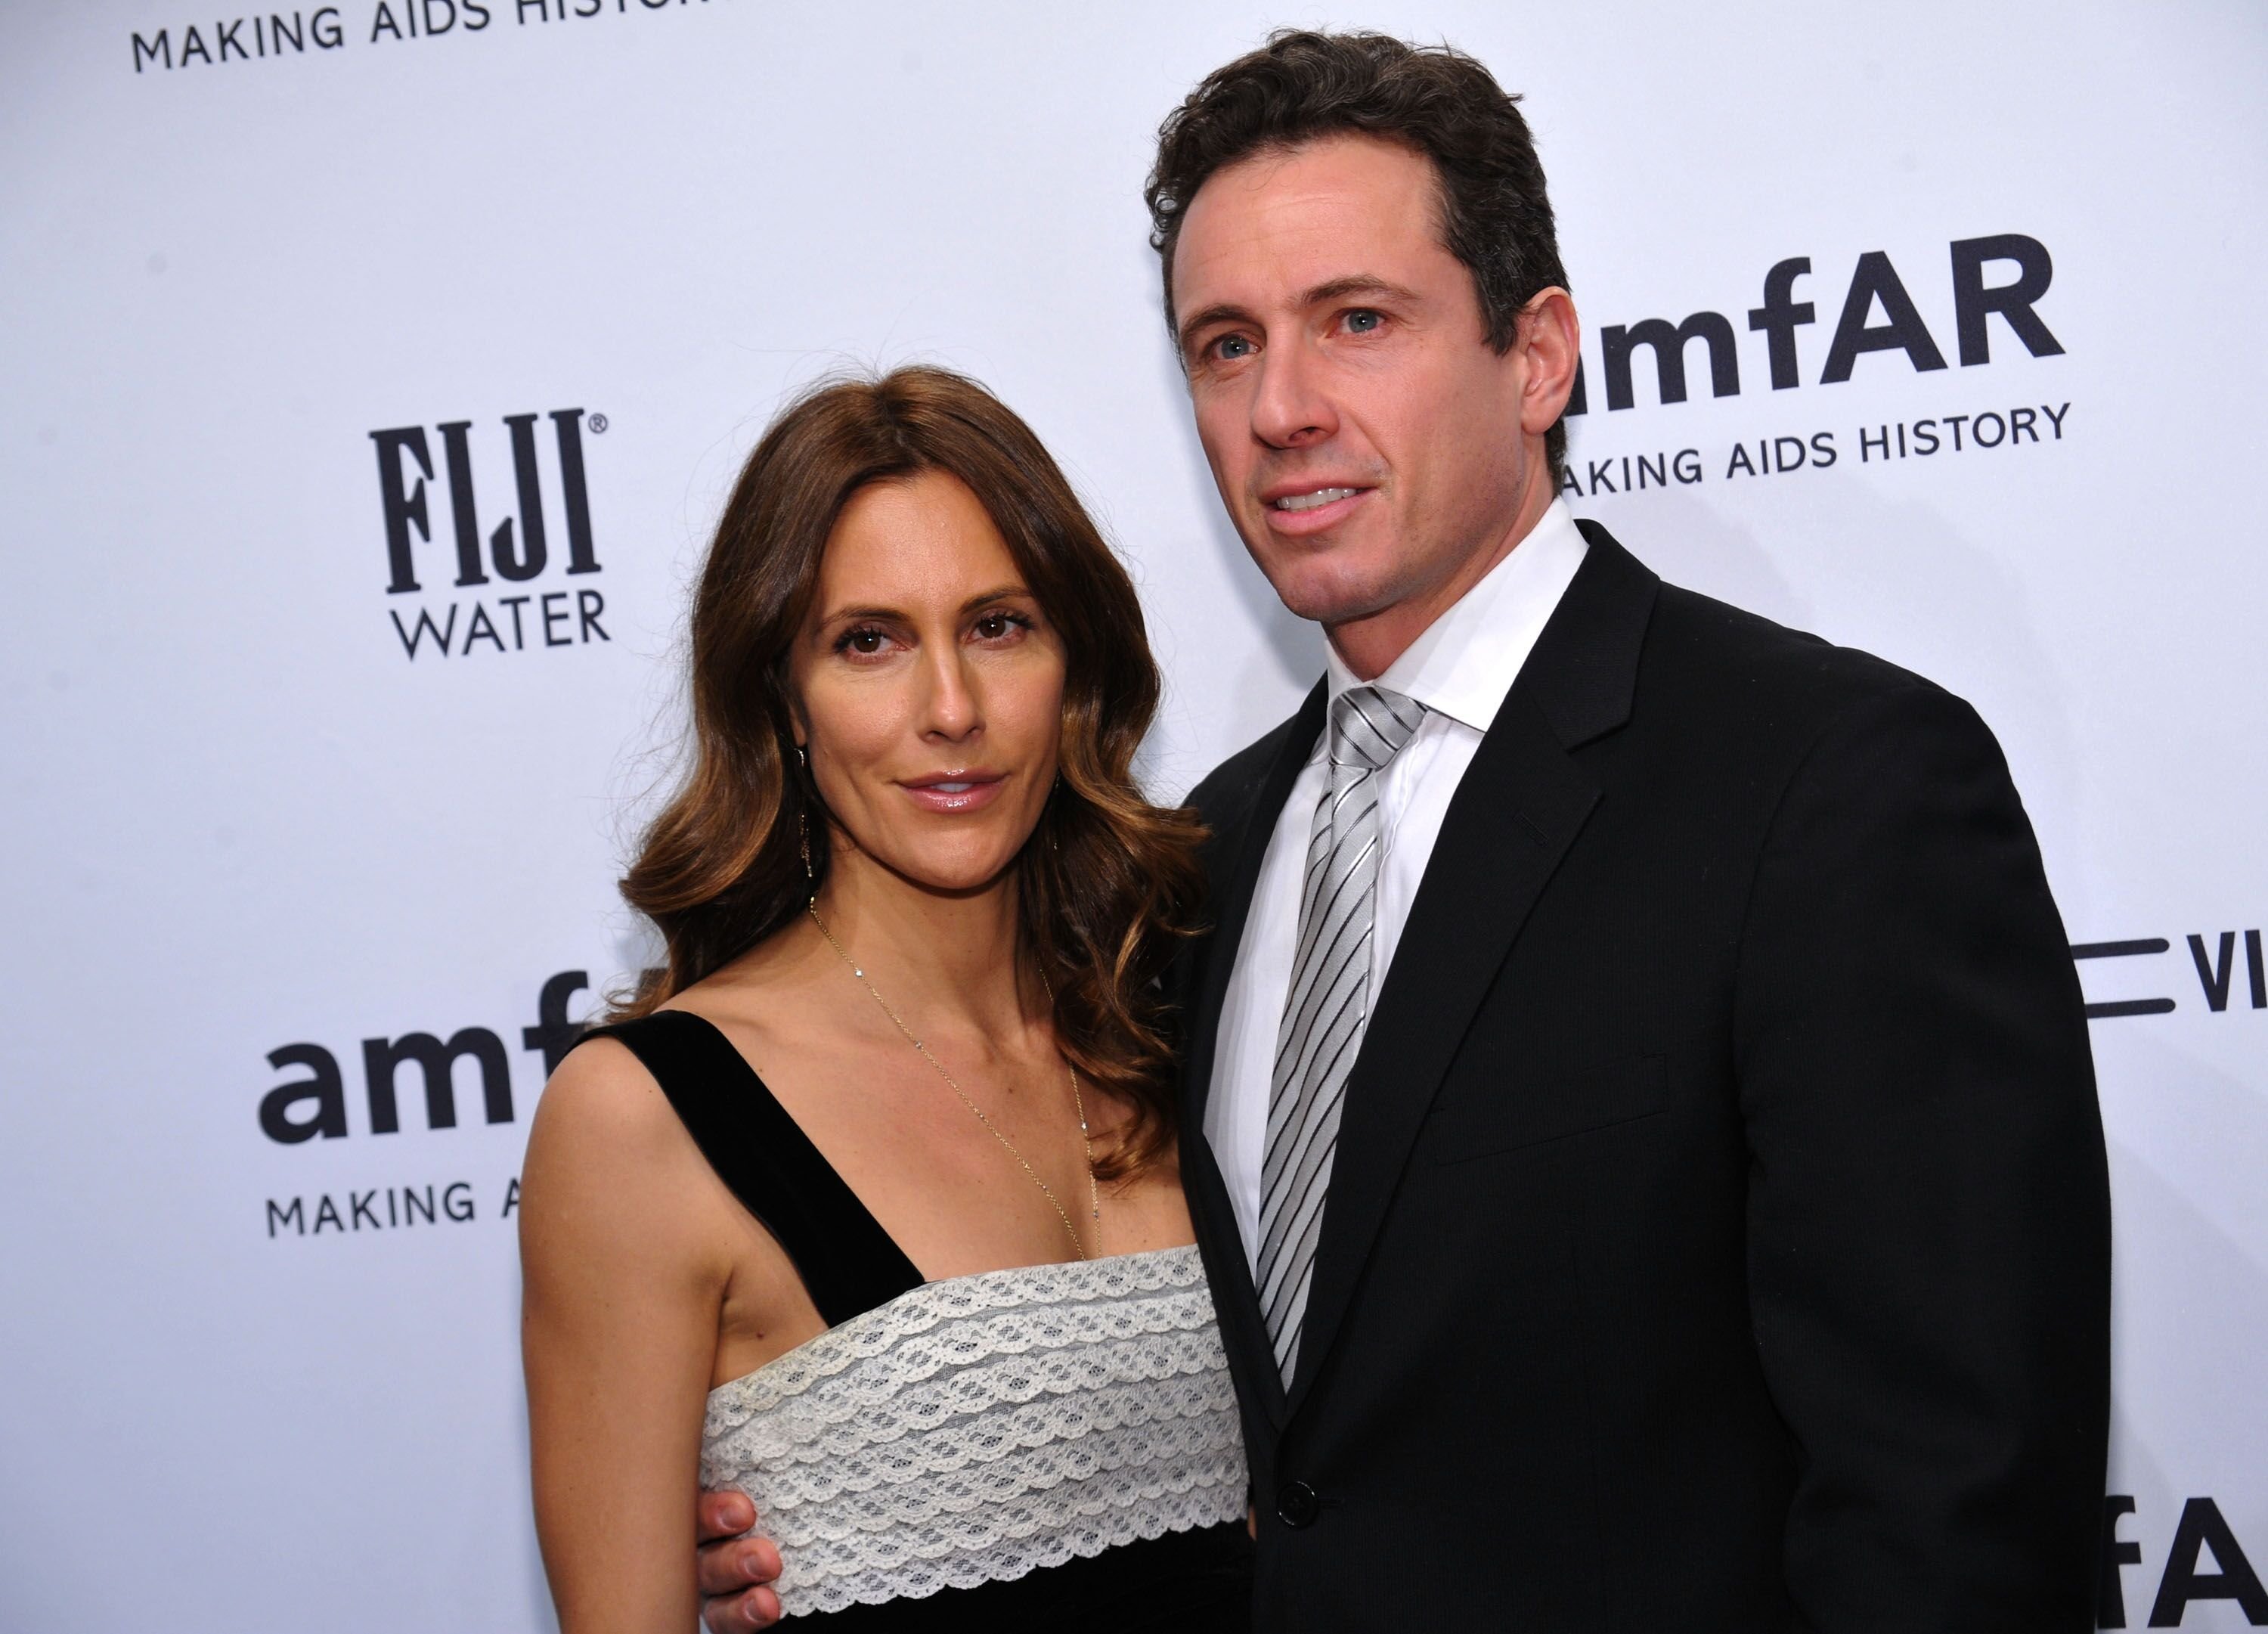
816;584;1032;625
959;584;1034;612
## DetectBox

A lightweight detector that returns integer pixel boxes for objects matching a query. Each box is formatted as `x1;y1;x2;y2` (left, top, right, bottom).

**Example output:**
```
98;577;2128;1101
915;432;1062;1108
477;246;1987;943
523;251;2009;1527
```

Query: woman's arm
520;1037;733;1633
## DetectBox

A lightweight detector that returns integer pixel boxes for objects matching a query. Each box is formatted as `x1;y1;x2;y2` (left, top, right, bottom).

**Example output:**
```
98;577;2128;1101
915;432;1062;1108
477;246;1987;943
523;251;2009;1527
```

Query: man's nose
1250;340;1337;451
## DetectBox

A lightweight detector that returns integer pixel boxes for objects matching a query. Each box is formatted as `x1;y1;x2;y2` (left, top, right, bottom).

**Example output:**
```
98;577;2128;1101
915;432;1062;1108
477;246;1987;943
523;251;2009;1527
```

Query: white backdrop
4;3;2263;1629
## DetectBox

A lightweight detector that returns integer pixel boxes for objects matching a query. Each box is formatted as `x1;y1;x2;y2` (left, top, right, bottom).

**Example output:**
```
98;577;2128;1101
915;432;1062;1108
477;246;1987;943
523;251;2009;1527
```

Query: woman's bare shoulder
529;1033;677;1150
520;1032;727;1244
519;1032;745;1302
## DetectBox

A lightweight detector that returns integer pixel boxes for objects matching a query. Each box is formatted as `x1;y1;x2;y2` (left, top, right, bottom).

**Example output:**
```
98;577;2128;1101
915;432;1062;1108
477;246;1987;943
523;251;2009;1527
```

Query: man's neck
1325;475;1557;682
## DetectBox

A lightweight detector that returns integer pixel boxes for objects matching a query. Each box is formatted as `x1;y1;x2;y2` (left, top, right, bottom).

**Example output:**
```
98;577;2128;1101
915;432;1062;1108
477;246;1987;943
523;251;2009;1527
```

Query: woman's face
792;470;1067;897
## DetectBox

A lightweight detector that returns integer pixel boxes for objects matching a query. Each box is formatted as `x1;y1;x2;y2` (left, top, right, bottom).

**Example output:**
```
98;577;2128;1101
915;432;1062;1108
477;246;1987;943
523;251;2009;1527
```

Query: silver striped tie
1257;684;1427;1385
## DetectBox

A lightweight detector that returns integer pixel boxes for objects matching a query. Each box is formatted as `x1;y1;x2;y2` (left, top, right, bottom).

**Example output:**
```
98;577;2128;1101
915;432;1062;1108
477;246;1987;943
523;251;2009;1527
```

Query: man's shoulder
1641;575;1942;736
1569;519;1956;750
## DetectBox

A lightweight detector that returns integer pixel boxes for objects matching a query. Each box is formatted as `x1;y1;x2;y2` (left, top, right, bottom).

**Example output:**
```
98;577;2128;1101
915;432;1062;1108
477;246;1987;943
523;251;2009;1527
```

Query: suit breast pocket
1427;1053;1672;1164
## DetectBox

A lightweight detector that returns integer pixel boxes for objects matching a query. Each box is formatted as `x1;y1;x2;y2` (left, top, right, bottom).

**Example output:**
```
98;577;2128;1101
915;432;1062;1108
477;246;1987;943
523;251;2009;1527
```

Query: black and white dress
574;1012;1252;1629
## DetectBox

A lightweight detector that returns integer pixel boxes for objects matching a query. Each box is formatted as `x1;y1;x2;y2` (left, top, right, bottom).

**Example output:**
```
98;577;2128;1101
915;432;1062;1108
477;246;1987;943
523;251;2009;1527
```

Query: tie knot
1328;684;1426;774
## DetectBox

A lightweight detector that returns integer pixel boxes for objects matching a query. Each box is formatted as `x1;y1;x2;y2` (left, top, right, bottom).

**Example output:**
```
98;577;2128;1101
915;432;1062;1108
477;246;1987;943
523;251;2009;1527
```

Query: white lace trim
701;1243;1247;1615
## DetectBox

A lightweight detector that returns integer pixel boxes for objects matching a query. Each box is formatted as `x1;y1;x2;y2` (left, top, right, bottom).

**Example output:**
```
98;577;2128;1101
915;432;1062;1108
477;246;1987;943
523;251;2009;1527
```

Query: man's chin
1260;563;1403;630
1235;518;1412;626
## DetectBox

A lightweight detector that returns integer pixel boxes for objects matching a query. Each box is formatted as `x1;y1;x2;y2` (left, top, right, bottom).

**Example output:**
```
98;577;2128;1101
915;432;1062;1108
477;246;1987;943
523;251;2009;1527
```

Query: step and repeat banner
3;3;2262;1628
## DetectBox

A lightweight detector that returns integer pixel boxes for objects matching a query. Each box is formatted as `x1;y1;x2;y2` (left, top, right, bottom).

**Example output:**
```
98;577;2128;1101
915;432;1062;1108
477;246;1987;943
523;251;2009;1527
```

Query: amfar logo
2099;1494;2266;1627
1563;234;2062;417
370;408;609;661
259;970;590;1142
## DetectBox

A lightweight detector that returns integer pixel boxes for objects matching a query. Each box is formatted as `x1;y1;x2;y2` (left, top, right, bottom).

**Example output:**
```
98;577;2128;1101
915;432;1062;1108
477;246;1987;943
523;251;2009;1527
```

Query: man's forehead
1171;134;1444;316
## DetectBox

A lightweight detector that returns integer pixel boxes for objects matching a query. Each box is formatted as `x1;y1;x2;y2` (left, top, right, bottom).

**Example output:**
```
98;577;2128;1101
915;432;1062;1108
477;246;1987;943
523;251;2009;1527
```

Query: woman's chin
863;839;1030;899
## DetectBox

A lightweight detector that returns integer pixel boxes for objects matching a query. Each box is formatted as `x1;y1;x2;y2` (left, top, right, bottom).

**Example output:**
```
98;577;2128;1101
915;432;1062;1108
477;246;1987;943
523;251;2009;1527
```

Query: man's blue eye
1217;335;1252;359
1347;310;1382;333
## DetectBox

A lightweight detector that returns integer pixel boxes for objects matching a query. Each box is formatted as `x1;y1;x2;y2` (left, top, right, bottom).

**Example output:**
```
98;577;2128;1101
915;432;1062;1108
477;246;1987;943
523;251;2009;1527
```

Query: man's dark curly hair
1145;29;1572;488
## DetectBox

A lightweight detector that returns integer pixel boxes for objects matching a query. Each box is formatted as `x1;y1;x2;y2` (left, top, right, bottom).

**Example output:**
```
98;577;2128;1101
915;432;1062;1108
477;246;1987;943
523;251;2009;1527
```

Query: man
699;30;2110;1630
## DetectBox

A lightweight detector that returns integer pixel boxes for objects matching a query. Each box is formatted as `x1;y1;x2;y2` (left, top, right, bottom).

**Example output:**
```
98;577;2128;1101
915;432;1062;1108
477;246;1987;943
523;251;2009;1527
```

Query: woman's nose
920;646;981;742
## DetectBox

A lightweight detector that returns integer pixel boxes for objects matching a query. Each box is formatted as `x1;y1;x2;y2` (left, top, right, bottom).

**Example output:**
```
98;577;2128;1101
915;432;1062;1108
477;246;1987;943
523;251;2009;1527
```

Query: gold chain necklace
807;902;1101;1261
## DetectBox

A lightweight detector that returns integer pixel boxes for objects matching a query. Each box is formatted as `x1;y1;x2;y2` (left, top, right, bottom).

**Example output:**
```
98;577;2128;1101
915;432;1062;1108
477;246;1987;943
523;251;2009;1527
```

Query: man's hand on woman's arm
697;1490;782;1632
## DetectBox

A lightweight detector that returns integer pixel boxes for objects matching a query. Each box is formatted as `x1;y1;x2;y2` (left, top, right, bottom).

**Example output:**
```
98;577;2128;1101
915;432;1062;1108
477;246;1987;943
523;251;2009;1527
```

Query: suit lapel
1284;524;1660;1414
1182;681;1327;1130
1179;681;1326;1432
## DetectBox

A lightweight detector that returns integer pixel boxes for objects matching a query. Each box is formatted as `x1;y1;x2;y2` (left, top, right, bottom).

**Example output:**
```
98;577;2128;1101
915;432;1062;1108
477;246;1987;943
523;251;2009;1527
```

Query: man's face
1170;134;1542;644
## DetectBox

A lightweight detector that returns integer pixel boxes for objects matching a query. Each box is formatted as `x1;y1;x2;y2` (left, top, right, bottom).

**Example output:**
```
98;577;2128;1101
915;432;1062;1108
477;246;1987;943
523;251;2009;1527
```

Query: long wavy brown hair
618;366;1205;1177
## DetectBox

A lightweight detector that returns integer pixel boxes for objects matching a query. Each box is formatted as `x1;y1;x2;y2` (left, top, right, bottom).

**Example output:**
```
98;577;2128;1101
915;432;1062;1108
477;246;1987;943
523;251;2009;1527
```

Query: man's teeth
1274;487;1358;512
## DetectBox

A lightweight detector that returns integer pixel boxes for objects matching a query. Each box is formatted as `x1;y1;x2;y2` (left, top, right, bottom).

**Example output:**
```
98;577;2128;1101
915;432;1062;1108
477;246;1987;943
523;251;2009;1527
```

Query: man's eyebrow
1176;301;1258;355
1176;277;1424;355
1300;274;1421;309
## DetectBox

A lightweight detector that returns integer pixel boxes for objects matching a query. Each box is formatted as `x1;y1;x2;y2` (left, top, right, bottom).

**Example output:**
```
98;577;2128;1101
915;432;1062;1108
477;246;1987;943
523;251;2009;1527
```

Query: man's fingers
694;1489;778;1630
700;1585;782;1633
696;1489;757;1544
696;1536;782;1596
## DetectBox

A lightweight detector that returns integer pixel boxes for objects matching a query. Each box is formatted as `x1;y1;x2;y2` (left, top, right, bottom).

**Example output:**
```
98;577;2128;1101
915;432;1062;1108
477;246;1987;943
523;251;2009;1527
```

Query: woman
519;367;1252;1630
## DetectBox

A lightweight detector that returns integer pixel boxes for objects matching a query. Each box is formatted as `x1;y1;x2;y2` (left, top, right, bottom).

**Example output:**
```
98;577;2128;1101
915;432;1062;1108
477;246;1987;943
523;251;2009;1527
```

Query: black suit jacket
1176;521;2110;1632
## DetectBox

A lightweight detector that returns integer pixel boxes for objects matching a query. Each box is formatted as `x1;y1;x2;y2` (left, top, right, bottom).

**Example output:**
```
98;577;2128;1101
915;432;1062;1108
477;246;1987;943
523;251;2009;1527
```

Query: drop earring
798;809;814;891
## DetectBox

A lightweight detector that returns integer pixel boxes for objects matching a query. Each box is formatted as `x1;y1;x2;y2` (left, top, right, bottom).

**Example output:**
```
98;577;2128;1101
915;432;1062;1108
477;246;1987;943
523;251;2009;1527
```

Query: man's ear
1516;288;1581;437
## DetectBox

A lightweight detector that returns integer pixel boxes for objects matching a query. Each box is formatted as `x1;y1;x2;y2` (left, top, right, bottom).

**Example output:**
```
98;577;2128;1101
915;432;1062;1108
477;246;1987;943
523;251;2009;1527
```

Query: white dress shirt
1202;499;1591;1270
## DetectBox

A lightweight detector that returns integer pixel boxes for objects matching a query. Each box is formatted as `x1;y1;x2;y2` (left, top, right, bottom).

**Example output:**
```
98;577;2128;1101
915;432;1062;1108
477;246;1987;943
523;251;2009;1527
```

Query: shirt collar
1323;497;1590;735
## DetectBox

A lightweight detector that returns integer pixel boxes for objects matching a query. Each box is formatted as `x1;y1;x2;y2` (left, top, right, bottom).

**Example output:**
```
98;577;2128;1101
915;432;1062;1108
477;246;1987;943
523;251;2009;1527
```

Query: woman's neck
805;845;1036;1040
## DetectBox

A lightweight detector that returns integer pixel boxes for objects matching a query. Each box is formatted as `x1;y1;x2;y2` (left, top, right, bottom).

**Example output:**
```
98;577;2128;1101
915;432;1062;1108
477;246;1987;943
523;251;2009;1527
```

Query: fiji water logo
369;408;609;661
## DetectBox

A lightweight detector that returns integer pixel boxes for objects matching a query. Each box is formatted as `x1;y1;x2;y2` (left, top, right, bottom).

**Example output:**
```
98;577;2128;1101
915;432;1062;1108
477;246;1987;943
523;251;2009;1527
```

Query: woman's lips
899;774;1008;814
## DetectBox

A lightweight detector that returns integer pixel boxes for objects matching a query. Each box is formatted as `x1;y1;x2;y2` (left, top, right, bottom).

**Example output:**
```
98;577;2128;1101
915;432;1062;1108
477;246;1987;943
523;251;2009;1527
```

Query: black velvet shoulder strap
574;1009;925;1327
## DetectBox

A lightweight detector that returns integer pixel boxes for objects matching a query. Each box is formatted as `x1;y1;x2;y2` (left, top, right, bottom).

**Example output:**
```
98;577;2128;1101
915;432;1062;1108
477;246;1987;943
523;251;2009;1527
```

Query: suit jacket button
1276;1480;1320;1528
